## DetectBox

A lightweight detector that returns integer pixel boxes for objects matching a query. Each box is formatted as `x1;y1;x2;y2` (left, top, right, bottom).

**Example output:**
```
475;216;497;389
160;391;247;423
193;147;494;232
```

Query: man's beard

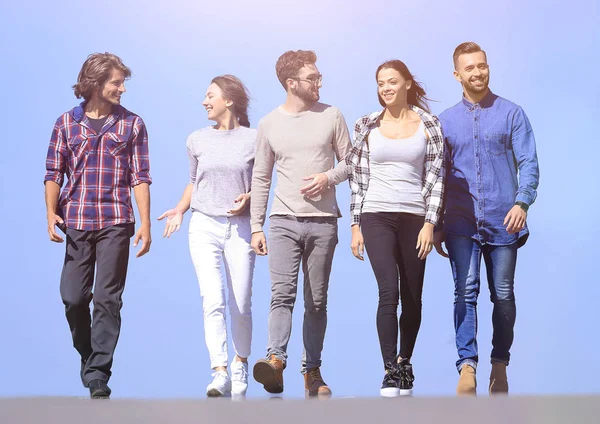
464;76;489;94
293;85;319;103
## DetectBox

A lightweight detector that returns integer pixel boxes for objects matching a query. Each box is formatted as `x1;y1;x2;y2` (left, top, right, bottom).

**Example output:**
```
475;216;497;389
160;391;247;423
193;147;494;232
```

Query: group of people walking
44;42;540;399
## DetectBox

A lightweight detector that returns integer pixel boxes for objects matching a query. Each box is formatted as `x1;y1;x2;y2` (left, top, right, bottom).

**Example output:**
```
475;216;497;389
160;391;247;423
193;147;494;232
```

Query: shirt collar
70;101;121;123
462;89;496;110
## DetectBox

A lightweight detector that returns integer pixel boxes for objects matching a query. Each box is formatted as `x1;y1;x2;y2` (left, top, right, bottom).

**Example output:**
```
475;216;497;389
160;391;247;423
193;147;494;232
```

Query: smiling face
202;83;231;122
377;67;411;107
289;64;321;103
98;68;126;106
454;51;490;97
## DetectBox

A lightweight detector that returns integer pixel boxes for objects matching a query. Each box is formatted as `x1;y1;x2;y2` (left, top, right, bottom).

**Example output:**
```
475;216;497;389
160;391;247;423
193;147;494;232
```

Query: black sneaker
398;359;415;396
380;362;401;397
88;379;111;399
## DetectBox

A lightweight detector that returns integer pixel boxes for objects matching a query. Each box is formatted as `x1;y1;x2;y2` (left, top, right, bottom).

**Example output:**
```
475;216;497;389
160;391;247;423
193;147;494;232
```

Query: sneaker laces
231;361;248;381
211;370;229;384
383;362;402;385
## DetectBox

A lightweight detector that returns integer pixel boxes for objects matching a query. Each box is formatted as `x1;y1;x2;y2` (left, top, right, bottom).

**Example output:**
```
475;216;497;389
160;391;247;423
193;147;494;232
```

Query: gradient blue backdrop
1;0;598;399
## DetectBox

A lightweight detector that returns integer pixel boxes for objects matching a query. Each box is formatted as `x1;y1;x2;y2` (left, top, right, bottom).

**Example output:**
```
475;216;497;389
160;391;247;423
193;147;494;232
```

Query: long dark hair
211;75;251;127
376;60;431;112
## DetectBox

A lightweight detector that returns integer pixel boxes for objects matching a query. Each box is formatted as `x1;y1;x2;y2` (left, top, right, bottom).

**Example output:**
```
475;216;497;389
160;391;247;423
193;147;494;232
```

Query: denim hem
457;359;478;373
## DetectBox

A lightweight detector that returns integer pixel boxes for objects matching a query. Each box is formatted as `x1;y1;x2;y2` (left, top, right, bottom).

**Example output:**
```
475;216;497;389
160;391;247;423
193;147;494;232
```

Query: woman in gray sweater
158;75;256;398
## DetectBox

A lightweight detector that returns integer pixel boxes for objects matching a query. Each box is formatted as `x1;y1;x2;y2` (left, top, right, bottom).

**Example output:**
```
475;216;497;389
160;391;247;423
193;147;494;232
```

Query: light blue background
1;0;598;398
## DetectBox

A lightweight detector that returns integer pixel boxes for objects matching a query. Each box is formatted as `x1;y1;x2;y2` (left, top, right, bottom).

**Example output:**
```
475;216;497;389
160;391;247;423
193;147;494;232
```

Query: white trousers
189;212;255;369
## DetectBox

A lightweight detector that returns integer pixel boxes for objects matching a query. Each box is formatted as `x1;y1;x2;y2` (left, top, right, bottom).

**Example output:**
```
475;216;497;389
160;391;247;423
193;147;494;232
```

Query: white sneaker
230;360;249;396
206;370;231;397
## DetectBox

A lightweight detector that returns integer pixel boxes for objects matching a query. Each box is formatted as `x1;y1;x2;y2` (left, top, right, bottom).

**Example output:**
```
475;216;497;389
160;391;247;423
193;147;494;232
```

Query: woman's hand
416;222;435;260
351;225;365;261
157;208;184;238
229;193;251;215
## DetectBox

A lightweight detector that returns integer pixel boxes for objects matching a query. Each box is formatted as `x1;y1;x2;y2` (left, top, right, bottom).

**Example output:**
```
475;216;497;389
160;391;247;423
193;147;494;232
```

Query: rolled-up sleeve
130;117;152;186
44;123;67;186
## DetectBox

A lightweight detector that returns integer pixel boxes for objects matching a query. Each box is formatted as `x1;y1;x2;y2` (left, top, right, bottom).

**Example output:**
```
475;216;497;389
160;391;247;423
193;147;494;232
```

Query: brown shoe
253;355;285;394
456;364;477;396
489;362;509;395
304;367;332;398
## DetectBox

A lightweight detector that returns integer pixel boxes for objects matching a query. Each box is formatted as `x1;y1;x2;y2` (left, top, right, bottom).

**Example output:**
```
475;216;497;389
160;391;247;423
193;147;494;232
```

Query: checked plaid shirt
44;103;152;231
346;105;446;227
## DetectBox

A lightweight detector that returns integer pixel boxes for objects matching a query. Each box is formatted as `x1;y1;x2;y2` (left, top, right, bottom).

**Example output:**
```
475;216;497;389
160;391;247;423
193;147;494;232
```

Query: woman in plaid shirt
345;60;445;397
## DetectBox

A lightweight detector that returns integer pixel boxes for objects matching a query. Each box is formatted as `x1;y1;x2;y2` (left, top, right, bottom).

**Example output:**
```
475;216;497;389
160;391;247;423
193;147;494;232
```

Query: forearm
133;183;151;226
175;184;193;214
44;181;61;215
326;160;349;186
250;180;270;233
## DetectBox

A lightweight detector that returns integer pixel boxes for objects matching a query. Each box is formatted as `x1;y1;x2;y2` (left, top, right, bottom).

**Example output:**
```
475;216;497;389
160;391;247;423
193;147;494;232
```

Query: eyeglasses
291;74;323;85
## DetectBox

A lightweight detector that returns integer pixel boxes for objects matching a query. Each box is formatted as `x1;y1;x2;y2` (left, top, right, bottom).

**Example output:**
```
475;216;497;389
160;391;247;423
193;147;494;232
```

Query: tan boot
489;362;509;395
253;355;285;394
305;367;332;398
456;364;477;396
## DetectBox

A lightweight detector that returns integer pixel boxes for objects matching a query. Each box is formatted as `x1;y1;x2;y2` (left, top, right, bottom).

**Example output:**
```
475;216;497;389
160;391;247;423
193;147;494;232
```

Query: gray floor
1;396;599;424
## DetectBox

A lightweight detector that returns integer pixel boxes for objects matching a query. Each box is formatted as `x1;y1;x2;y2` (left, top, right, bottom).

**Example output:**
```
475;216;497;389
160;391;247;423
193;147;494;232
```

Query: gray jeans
266;215;338;373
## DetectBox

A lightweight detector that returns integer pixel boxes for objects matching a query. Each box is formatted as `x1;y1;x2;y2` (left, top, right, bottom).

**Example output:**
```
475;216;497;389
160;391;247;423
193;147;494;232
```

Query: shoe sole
253;362;283;394
399;389;413;396
206;388;229;397
305;390;332;399
380;387;400;398
90;389;110;399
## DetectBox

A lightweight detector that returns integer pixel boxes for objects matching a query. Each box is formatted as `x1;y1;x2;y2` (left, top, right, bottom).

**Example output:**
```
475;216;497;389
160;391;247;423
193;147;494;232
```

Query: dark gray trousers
60;223;133;386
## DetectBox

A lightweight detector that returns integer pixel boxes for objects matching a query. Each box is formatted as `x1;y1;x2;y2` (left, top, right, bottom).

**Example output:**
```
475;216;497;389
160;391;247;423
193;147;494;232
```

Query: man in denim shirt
435;42;539;396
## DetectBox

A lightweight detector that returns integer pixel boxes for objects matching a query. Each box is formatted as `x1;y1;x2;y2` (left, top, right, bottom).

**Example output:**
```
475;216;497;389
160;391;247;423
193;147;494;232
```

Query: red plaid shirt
44;103;152;231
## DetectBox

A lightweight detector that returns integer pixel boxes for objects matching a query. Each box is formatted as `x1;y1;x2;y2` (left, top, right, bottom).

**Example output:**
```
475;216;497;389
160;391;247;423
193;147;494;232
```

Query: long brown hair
211;75;251;127
73;53;131;101
376;60;431;112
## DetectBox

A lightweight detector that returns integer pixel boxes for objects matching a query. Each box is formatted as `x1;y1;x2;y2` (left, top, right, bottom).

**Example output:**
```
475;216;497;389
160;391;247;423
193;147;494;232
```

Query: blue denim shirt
439;90;539;246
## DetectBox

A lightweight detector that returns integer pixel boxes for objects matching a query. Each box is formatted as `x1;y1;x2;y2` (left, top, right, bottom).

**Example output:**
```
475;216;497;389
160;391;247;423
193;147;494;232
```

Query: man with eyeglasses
250;50;351;398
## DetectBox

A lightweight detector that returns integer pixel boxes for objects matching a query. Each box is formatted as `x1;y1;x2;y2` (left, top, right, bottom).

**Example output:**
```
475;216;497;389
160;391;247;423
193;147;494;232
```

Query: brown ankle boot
253;355;285;394
489;362;509;395
456;364;477;396
304;367;332;398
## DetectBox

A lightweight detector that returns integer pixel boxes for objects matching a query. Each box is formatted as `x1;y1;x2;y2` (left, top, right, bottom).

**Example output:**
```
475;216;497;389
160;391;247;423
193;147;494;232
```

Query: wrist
515;201;529;212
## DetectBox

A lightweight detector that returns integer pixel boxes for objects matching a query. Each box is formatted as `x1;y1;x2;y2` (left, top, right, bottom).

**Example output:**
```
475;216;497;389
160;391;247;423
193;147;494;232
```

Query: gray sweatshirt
187;126;256;217
250;103;351;233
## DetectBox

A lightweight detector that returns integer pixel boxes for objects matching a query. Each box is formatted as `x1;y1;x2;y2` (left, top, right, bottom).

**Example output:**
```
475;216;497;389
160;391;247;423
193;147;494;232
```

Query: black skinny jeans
361;212;426;366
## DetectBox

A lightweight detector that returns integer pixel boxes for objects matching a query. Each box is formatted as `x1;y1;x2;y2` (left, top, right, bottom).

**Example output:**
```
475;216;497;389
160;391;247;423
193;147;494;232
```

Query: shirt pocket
485;132;507;156
105;133;130;156
67;134;88;155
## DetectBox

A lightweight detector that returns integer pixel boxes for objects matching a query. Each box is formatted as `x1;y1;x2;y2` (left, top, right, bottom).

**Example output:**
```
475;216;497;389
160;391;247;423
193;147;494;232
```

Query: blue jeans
445;235;518;373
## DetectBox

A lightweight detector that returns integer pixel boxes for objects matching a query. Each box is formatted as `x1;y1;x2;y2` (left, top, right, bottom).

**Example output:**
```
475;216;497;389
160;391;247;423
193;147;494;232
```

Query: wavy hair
72;52;131;101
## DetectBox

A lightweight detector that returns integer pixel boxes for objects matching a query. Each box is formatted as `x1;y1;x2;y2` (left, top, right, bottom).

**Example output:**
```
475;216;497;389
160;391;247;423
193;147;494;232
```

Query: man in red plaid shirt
44;52;152;399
